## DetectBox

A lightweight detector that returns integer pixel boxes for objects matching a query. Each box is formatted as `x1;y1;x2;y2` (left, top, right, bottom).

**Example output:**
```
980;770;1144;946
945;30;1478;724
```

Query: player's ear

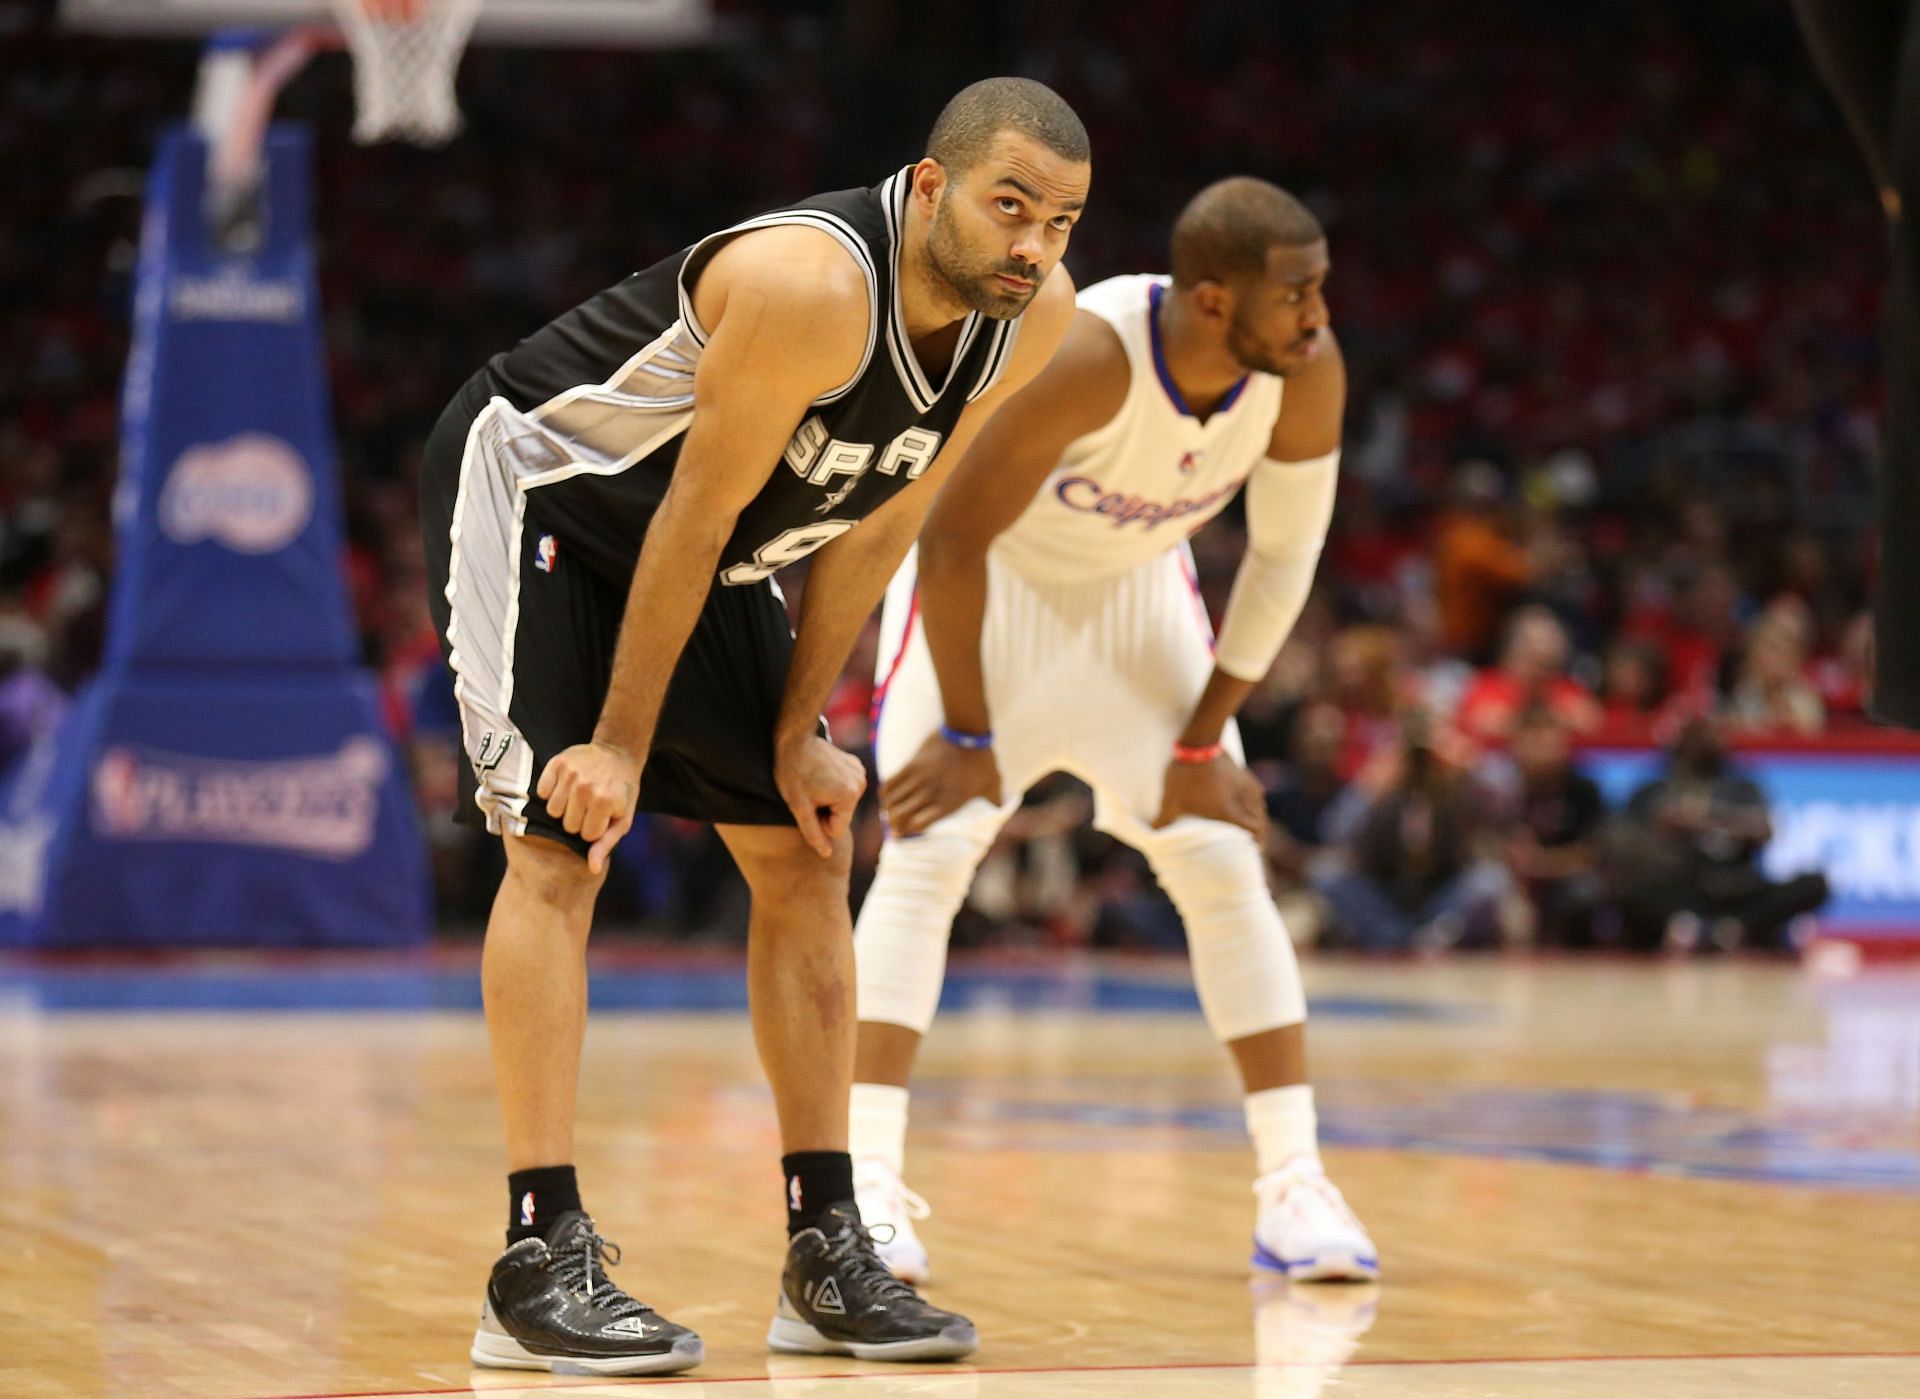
1191;279;1233;324
912;158;949;213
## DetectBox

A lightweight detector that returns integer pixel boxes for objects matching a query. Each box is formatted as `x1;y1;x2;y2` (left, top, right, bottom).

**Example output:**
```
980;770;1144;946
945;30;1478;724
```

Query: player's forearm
773;621;849;755
1212;453;1334;686
775;523;914;750
593;491;736;757
1212;547;1320;685
1178;668;1258;749
915;532;994;735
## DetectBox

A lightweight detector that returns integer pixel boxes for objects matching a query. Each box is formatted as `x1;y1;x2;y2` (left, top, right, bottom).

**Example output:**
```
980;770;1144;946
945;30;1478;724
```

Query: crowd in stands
0;0;1883;947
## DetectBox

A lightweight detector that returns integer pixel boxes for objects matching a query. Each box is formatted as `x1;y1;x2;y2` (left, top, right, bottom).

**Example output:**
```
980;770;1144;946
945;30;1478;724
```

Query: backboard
61;0;715;47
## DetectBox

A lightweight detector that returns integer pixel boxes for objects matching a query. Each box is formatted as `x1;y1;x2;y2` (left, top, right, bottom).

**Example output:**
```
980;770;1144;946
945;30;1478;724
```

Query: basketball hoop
327;0;483;147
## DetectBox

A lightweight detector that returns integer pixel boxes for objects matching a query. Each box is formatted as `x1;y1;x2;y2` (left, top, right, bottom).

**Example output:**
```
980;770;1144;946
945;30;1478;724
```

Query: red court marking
254;1348;1920;1398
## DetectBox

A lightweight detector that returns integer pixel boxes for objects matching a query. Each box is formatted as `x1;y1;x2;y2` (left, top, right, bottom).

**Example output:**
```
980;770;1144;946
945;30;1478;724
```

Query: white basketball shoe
1250;1157;1379;1282
852;1156;933;1286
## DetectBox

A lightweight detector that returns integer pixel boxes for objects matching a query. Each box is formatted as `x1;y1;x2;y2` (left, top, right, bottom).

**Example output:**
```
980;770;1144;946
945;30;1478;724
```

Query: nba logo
1177;450;1201;474
535;534;557;573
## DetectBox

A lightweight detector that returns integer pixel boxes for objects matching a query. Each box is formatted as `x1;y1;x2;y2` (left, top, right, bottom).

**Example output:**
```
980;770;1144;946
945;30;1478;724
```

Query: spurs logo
475;731;515;774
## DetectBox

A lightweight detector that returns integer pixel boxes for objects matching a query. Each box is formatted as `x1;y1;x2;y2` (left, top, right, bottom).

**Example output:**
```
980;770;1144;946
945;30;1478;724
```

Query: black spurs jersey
468;168;1022;588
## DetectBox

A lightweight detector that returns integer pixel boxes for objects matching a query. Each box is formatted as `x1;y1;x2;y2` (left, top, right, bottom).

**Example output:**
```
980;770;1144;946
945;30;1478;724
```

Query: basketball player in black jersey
419;79;1088;1374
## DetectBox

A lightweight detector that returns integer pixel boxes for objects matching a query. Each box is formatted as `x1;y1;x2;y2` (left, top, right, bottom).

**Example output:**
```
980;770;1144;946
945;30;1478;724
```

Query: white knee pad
1137;820;1307;1042
854;808;1001;1034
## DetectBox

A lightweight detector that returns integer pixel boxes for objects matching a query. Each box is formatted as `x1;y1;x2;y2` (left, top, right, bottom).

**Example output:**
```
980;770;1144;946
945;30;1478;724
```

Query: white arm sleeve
1211;449;1339;682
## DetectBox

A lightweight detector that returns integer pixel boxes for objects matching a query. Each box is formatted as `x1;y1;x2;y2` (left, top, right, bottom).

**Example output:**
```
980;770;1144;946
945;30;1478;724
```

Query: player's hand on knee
775;733;868;858
1154;755;1268;840
537;741;641;874
882;732;1002;838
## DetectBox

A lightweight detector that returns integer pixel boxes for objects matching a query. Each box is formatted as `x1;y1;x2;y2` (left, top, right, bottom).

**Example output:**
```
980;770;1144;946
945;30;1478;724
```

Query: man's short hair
1170;177;1324;288
926;77;1090;175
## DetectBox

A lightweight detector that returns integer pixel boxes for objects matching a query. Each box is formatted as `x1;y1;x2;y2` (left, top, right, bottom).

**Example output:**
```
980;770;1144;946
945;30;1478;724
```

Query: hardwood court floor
0;954;1916;1397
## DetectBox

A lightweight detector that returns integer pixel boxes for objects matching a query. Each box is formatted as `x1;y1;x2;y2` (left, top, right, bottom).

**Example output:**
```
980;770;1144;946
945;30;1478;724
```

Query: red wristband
1171;741;1224;764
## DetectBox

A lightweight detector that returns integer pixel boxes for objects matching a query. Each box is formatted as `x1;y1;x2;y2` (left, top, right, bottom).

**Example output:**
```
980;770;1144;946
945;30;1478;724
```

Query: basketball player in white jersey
851;177;1377;1284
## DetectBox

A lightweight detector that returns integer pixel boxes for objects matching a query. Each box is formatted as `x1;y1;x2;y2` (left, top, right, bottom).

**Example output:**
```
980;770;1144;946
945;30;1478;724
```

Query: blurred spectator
1628;563;1745;707
1314;715;1509;952
1726;605;1824;734
1323;623;1417;780
1265;699;1349;859
1432;461;1533;660
1595;637;1671;742
1810;611;1873;719
1611;717;1829;952
1261;699;1351;948
1490;704;1606;946
1399;587;1477;725
1454;605;1601;752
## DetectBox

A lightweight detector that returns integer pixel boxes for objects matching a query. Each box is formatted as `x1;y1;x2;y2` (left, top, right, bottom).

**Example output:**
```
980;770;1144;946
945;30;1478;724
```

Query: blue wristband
939;724;993;751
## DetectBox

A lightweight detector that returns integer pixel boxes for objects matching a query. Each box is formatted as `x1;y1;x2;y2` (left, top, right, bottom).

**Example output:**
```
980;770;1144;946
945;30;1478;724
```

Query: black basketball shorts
419;372;799;855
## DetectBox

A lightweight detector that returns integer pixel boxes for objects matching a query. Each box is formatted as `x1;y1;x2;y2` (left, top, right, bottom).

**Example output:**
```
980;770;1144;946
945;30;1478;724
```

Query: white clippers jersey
990;273;1285;586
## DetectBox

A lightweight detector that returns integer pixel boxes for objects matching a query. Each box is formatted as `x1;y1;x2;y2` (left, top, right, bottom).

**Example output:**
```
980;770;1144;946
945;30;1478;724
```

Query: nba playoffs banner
0;676;426;949
1585;744;1920;938
0;124;428;948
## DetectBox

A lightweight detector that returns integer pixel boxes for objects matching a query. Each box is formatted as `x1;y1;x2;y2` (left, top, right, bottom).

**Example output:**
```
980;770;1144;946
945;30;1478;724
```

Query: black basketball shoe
470;1211;702;1376
768;1202;978;1361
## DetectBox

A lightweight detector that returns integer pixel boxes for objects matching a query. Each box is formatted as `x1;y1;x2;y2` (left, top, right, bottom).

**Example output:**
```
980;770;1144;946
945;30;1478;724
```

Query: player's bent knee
851;828;993;1034
724;824;855;898
867;828;985;906
1140;821;1268;906
502;830;606;911
1139;822;1307;1040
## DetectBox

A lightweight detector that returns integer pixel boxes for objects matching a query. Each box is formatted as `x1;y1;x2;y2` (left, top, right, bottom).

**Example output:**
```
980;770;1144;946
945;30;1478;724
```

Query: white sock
849;1082;910;1175
1245;1084;1320;1176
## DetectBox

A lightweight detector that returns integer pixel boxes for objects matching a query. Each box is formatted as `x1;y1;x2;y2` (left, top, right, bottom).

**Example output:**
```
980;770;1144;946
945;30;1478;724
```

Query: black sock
507;1165;582;1244
782;1151;855;1236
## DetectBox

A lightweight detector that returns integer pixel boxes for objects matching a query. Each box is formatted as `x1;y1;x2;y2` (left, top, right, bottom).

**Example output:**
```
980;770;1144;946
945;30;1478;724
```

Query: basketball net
328;0;483;147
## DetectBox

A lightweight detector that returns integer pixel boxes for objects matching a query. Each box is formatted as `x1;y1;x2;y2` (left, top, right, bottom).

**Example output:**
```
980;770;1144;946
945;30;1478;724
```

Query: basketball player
851;178;1378;1284
419;79;1088;1375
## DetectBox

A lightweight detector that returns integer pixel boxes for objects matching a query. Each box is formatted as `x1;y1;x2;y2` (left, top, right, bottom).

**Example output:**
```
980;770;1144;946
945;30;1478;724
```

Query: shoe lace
825;1218;920;1304
552;1227;651;1321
